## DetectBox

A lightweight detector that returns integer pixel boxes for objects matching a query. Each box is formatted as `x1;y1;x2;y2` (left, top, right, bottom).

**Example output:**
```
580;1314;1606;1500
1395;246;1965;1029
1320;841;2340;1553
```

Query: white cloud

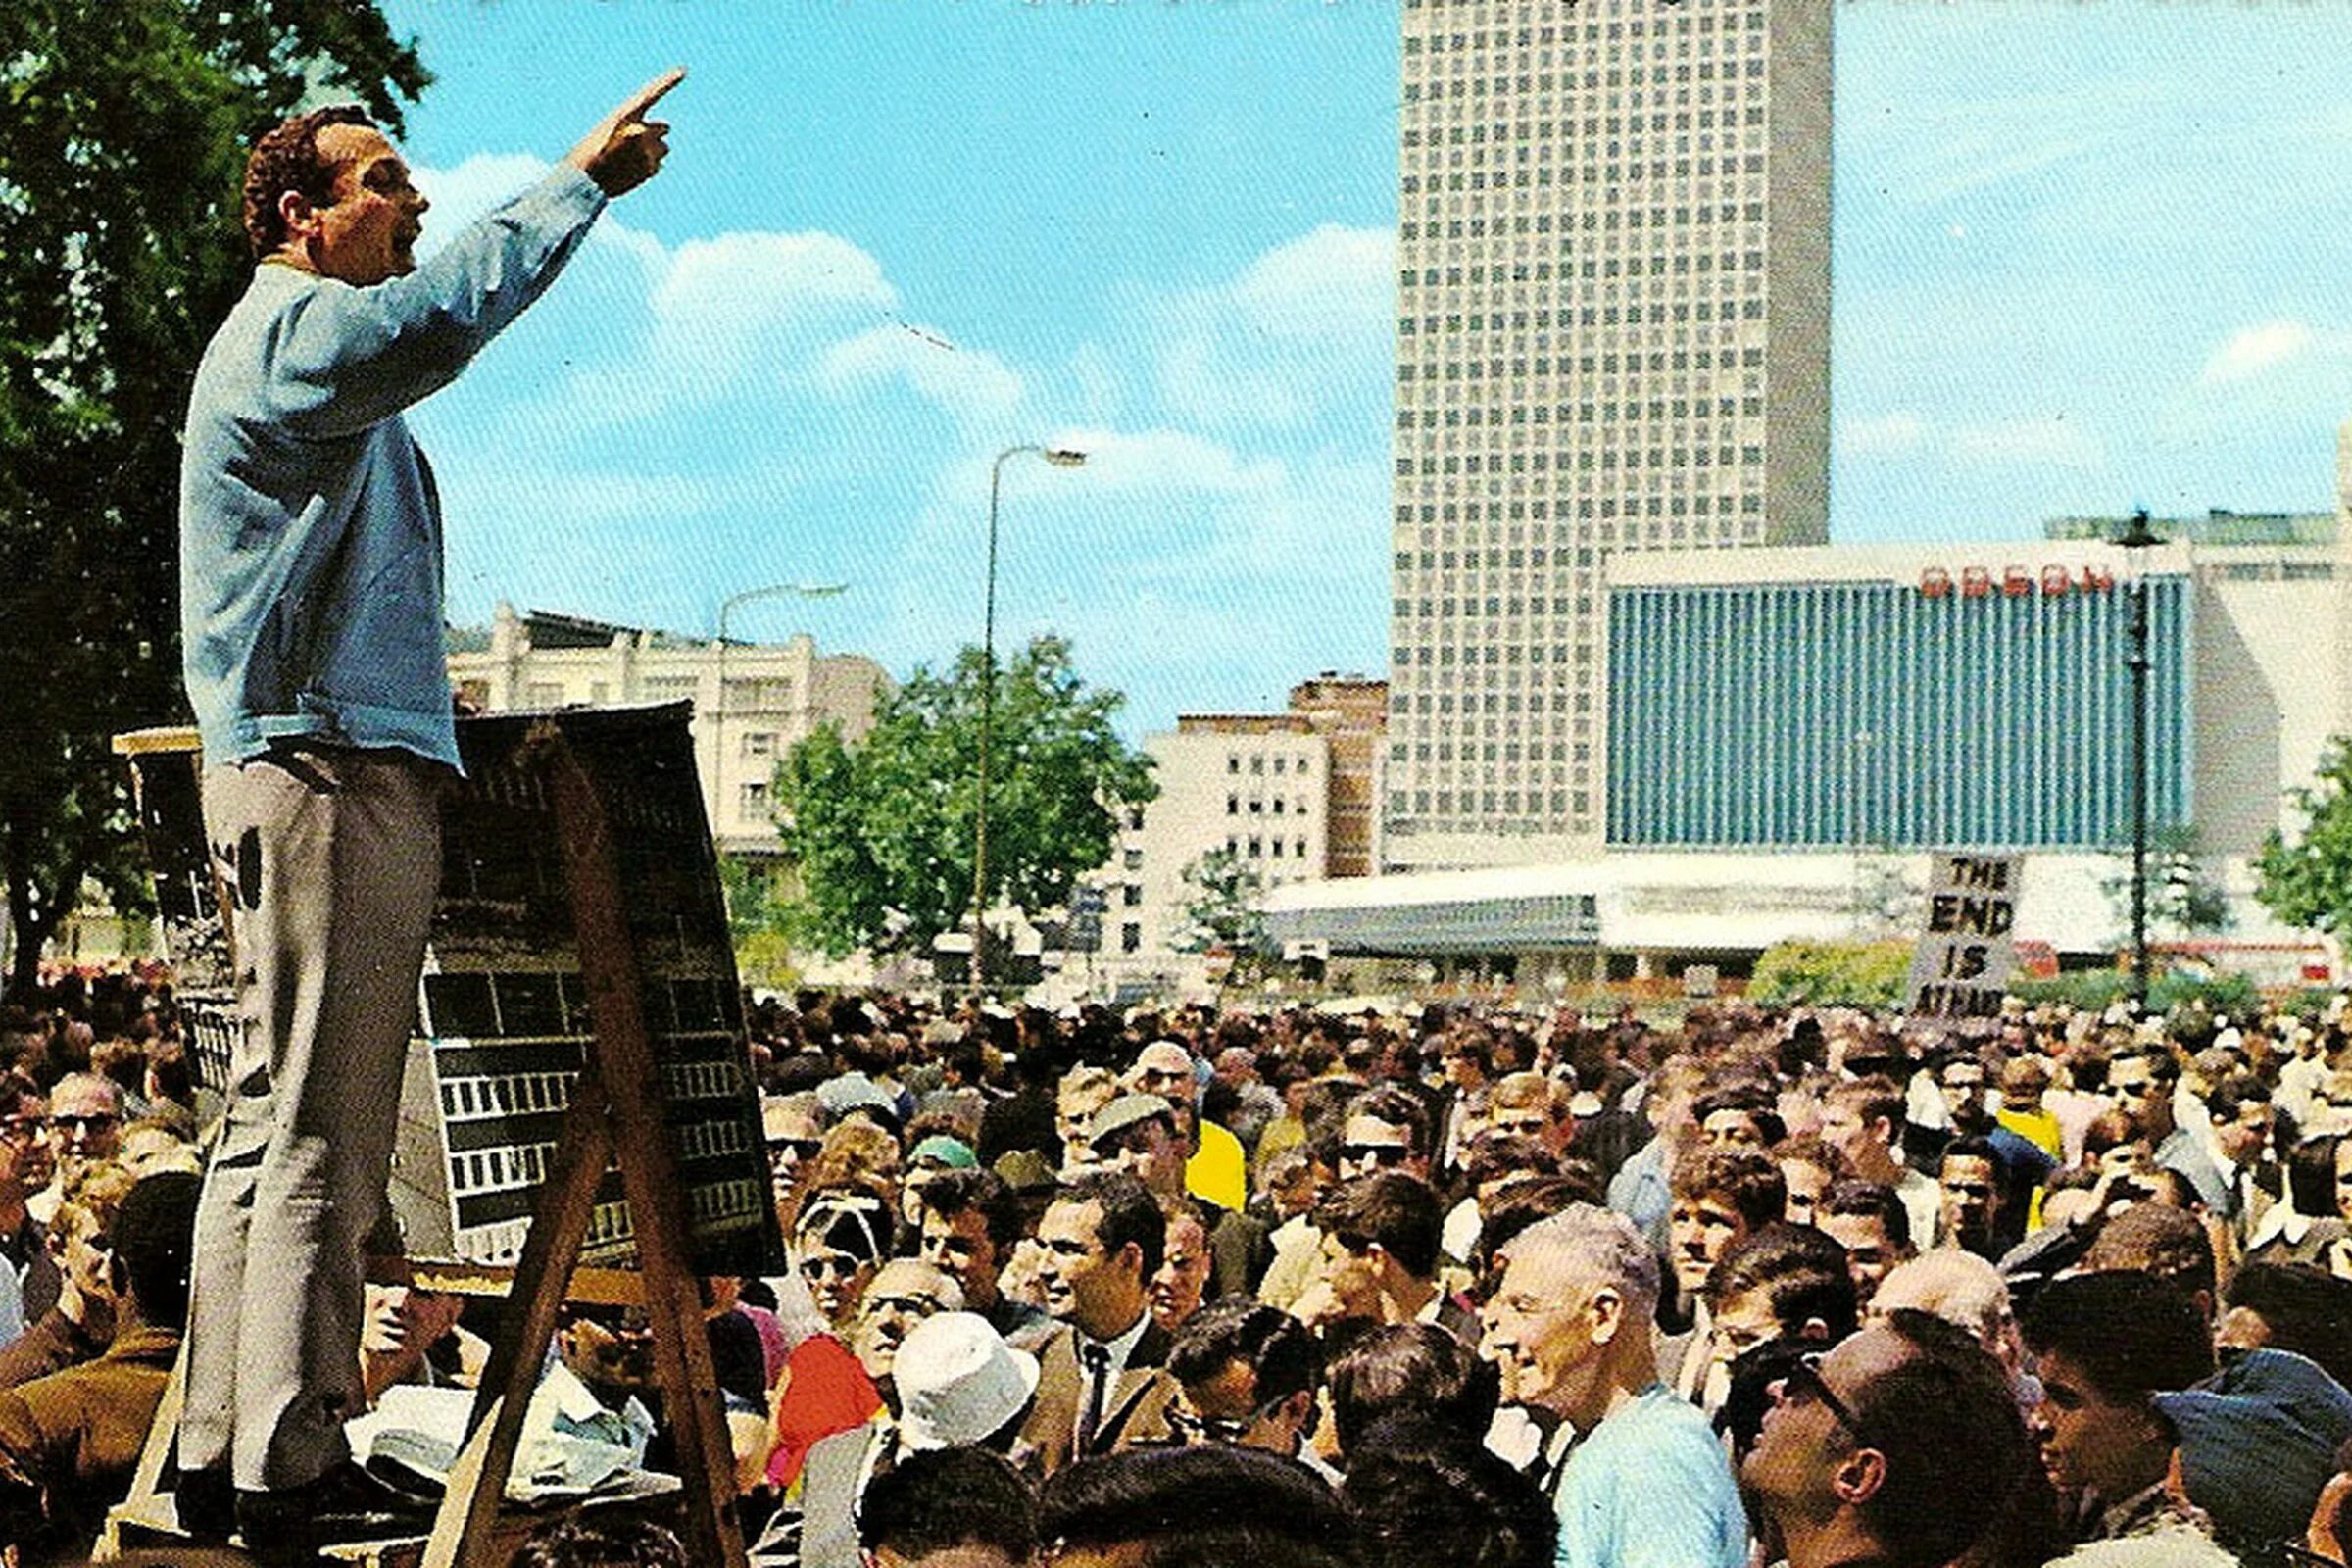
652;230;896;333
1948;416;2104;471
818;323;1024;424
1152;226;1396;430
1225;224;1397;343
414;154;555;234
1839;412;1929;456
2200;319;2322;385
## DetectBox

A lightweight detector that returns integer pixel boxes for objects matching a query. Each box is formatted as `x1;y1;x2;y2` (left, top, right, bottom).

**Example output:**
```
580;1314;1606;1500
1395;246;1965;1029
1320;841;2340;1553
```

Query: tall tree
772;635;1156;965
0;2;426;995
2256;738;2352;939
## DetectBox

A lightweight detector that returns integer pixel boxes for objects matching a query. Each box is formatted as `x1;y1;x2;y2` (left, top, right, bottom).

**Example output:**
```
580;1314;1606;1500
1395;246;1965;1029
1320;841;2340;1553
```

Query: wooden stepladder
415;725;746;1568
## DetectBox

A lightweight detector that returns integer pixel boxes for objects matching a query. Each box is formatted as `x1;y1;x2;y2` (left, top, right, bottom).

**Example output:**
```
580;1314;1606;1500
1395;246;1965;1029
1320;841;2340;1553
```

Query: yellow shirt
1187;1120;1249;1212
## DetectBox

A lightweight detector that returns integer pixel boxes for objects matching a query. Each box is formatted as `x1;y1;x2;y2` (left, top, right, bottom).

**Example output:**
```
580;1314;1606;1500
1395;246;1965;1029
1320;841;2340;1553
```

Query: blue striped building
1606;564;2193;849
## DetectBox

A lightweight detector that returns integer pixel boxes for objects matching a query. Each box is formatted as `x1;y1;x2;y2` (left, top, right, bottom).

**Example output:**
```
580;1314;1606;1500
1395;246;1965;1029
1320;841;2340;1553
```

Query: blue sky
375;0;2352;734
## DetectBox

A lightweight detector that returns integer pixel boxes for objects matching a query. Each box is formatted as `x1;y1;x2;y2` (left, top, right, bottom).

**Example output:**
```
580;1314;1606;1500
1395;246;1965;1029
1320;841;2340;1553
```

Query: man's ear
1833;1446;1887;1506
1587;1286;1626;1347
277;190;320;248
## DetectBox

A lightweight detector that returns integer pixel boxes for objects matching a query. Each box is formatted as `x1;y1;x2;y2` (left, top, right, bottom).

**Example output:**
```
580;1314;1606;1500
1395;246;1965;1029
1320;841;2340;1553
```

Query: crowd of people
2;966;2352;1567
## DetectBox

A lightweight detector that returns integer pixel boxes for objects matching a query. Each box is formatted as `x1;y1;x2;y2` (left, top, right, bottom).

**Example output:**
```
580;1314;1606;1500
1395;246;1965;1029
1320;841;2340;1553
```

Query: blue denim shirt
179;167;608;769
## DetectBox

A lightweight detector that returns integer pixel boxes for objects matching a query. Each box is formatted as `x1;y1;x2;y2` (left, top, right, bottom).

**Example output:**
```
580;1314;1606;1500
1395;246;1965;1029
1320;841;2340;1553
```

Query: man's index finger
617;67;686;123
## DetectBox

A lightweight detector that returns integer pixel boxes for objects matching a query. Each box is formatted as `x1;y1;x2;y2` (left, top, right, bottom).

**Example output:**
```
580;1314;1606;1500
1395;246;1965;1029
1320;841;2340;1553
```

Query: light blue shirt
1554;1384;1748;1568
1606;1137;1672;1250
180;167;607;769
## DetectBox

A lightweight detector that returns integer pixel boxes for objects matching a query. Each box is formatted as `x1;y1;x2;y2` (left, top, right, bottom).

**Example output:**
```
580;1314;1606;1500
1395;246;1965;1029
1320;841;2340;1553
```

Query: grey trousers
183;747;443;1491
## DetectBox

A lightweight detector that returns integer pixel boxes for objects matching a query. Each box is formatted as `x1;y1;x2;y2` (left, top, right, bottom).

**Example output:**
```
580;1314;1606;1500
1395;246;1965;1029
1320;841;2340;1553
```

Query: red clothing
763;1333;879;1491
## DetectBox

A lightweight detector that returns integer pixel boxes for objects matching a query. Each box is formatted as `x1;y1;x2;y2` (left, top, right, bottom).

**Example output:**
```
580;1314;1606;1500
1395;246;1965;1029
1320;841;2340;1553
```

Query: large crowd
1;967;2350;1568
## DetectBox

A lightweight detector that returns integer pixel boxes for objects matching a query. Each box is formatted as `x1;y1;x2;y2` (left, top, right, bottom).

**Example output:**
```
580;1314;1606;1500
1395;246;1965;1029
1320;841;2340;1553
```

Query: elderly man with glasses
26;1074;121;1228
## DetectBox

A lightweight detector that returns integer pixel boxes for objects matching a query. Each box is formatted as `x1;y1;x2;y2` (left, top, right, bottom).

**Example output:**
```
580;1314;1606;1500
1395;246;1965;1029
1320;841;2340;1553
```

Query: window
525;682;567;708
739;781;769;813
1122;884;1143;907
723;677;794;711
741;731;777;759
1121;923;1142;954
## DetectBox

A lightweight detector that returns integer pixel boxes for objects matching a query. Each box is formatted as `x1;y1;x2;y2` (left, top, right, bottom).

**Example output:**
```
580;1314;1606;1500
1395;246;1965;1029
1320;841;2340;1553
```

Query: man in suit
1020;1172;1179;1472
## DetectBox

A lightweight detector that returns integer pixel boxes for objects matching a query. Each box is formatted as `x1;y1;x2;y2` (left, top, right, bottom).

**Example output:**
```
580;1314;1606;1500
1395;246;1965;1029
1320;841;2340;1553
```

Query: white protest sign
1906;853;2024;1022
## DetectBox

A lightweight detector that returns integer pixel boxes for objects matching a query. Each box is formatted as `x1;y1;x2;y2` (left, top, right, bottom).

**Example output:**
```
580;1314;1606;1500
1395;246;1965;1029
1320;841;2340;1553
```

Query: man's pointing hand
567;68;684;198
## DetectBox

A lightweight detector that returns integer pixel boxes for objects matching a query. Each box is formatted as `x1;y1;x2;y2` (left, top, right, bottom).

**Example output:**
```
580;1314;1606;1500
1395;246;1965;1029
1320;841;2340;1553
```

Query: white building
446;604;889;855
1095;719;1331;979
1385;0;1833;868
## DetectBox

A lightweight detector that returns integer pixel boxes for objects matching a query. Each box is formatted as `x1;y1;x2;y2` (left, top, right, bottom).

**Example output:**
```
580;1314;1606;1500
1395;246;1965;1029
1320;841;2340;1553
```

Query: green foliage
2147;969;2263;1018
717;851;797;977
2007;969;2137;1014
2006;967;2265;1019
772;635;1155;960
0;1;427;996
1748;940;1911;1007
1174;846;1265;955
2101;822;2232;943
2258;736;2352;938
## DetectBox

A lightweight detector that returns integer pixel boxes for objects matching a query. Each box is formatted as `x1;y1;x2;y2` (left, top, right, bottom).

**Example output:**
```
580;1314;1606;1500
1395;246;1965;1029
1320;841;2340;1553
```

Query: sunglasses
1166;1396;1281;1446
1341;1142;1410;1167
767;1137;821;1160
1779;1351;1865;1436
799;1252;868;1281
48;1113;119;1135
864;1293;946;1318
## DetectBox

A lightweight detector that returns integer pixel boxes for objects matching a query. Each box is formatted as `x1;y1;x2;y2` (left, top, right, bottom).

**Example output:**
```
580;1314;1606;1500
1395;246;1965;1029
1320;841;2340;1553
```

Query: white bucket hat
892;1312;1041;1450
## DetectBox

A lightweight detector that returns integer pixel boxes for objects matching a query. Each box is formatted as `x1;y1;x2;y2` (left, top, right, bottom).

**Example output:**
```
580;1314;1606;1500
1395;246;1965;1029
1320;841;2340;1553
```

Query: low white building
1091;718;1331;981
446;604;889;855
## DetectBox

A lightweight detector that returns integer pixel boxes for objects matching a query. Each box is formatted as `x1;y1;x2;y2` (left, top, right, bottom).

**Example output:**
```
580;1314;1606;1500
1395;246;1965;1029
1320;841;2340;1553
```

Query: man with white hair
1479;1203;1748;1568
1865;1249;2025;1378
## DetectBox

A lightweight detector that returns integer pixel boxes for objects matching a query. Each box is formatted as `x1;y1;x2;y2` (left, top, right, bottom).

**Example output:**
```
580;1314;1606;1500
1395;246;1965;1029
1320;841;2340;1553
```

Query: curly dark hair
242;105;378;258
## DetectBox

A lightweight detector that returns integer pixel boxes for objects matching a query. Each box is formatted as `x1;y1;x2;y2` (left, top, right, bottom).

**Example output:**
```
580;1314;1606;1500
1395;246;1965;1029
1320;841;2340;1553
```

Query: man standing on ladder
175;69;683;1559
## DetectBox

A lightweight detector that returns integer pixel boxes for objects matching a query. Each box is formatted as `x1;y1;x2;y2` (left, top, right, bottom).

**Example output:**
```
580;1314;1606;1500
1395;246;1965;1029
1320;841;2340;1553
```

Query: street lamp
2117;509;2161;1005
971;443;1087;996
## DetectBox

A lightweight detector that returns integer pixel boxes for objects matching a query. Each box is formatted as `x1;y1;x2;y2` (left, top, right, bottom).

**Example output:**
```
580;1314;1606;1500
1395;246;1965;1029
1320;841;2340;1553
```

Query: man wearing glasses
1480;1203;1747;1568
0;1080;57;1346
26;1074;121;1227
1740;1309;2036;1568
1126;1041;1247;1214
1163;1298;1336;1483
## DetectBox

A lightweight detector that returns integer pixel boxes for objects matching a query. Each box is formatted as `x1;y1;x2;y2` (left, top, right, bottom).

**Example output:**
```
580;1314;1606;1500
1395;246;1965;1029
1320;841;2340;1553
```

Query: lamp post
713;580;850;835
970;443;1087;996
2117;509;2160;1005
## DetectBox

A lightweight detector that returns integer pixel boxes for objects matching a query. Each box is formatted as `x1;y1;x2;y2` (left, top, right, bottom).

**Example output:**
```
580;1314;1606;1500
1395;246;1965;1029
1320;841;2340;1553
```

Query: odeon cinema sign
1915;564;2118;600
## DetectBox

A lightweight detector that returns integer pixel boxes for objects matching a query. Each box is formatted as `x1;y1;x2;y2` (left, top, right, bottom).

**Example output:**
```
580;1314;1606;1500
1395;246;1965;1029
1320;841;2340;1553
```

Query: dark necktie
1076;1341;1111;1454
